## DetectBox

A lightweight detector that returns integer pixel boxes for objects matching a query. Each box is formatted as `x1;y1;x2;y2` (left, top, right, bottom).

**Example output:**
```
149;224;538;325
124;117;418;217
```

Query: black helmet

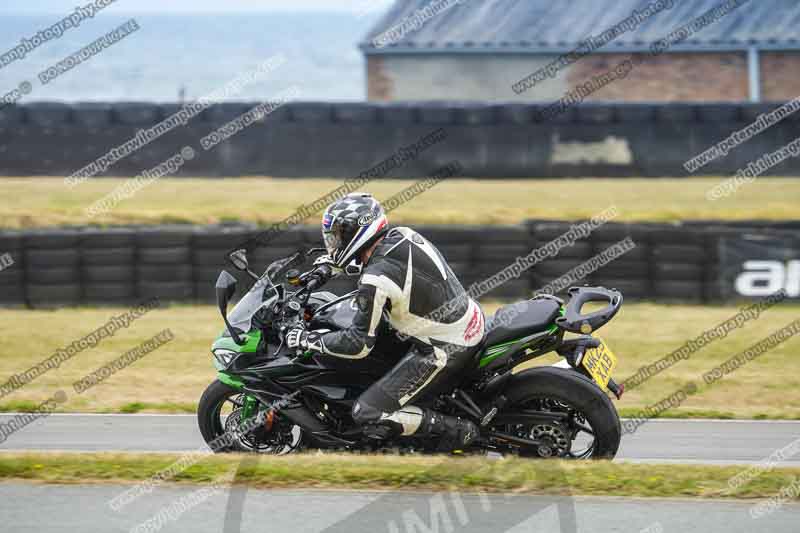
321;193;388;269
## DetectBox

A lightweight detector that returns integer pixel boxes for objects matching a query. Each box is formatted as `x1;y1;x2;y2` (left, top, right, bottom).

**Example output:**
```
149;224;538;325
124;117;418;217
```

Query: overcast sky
1;0;394;14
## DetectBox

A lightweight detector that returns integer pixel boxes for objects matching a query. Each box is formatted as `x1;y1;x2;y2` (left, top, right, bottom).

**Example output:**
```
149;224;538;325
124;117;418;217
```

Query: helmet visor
322;228;341;258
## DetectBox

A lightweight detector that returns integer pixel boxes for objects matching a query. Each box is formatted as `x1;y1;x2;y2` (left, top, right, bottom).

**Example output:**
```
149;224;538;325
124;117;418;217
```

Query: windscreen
226;250;303;331
227;278;278;332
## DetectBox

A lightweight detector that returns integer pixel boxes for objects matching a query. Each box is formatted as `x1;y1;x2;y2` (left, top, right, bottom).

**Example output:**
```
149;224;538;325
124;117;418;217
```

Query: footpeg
480;407;498;426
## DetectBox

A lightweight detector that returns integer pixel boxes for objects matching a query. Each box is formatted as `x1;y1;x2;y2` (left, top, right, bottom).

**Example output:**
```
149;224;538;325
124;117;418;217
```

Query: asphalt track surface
2;414;800;465
0;484;797;533
2;415;799;532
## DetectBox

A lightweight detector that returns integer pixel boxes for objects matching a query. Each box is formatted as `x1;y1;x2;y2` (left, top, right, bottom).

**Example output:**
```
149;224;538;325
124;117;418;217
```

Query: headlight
212;348;238;369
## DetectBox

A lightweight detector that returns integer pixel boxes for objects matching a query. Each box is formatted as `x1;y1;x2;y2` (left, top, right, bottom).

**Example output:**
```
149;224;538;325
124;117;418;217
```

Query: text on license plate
581;340;617;389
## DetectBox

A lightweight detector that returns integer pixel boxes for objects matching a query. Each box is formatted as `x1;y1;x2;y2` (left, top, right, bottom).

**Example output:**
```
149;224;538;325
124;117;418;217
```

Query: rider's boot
414;409;479;452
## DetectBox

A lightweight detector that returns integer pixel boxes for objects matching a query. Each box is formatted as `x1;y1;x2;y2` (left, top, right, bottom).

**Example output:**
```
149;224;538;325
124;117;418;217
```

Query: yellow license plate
581;339;617;390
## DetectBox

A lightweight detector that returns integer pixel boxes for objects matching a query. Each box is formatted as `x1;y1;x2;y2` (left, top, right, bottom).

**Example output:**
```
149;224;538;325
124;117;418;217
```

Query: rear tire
499;367;621;459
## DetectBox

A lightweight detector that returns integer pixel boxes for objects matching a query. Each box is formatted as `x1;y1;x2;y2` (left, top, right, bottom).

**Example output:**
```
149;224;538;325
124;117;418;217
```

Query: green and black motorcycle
198;247;625;458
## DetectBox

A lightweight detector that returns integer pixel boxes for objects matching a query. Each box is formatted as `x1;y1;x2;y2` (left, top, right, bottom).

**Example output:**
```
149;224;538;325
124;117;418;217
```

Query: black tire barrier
0;220;795;307
24;230;81;249
194;265;227;283
82;247;136;266
652;244;706;264
25;102;72;127
138;246;192;265
193;227;255;249
481;279;530;299
27;267;79;284
0;284;25;304
654;280;705;301
446;261;471;277
25;249;81;269
251;246;305;265
72;102;114;128
593;260;649;278
654;262;706;281
437;244;472;263
14;100;773;178
0;233;22;250
476;243;530;262
0;264;24;285
534;259;589;277
82;229;137;248
192;249;231;266
84;282;136;304
647;228;707;245
83;265;136;283
596;278;650;299
137;281;193;301
593;240;650;261
27;283;81;306
138;264;193;283
112;103;161;125
545;241;593;259
135;227;192;248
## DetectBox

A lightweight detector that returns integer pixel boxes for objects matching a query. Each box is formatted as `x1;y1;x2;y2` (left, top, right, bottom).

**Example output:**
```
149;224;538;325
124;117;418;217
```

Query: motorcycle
197;247;625;459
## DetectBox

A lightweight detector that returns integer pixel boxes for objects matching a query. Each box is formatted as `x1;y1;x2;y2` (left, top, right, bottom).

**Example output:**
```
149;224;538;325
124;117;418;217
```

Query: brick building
360;0;800;102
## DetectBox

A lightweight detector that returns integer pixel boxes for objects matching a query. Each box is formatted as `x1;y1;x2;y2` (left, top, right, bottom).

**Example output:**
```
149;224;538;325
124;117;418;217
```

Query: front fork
241;394;259;420
218;371;262;428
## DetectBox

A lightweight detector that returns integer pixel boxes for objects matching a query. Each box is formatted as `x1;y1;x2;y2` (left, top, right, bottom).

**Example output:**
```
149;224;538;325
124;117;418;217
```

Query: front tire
496;367;621;459
198;379;242;452
197;379;302;454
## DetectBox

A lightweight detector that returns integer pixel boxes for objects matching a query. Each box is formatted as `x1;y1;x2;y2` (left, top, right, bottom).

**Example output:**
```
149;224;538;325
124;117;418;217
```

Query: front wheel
197;379;302;454
491;367;621;459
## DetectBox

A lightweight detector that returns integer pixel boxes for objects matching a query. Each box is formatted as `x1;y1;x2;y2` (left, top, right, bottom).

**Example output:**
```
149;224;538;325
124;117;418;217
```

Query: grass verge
0;452;797;500
2;177;799;228
1;302;799;417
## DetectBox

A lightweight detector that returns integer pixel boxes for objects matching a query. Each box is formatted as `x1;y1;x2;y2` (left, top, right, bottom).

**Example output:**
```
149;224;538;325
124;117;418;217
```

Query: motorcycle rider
285;193;485;452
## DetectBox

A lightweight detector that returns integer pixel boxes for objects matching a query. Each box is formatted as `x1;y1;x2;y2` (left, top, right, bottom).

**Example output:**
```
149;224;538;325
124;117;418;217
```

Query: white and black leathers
304;226;486;440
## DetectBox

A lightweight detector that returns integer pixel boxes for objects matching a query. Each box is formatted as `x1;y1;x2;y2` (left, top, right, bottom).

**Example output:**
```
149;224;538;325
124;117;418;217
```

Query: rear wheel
197;379;302;454
491;367;621;459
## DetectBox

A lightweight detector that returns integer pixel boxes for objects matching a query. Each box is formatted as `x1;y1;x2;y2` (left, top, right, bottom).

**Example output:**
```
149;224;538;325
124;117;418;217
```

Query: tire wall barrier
1;102;800;177
0;221;796;308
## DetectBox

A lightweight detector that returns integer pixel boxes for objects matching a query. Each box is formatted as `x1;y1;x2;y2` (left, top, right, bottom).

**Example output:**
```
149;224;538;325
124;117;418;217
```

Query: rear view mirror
216;270;238;311
215;270;245;345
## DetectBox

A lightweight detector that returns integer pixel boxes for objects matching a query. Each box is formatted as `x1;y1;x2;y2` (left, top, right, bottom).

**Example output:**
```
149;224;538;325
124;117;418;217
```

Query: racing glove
285;324;324;356
312;254;342;275
286;324;309;351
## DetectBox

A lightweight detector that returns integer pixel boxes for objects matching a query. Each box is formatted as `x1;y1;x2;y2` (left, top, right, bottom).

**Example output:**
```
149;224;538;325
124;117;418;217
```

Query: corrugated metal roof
360;0;800;54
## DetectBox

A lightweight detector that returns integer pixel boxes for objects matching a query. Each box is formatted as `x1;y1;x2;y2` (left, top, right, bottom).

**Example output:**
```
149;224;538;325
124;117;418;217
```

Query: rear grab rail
555;286;623;335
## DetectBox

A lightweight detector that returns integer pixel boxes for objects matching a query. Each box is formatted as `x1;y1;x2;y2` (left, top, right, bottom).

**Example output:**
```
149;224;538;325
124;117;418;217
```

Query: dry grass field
1;301;798;418
1;177;798;228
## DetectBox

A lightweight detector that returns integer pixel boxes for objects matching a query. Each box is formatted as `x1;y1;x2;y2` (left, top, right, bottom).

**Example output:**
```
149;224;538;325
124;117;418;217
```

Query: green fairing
217;371;245;390
212;331;261;389
478;333;531;368
212;330;261;353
